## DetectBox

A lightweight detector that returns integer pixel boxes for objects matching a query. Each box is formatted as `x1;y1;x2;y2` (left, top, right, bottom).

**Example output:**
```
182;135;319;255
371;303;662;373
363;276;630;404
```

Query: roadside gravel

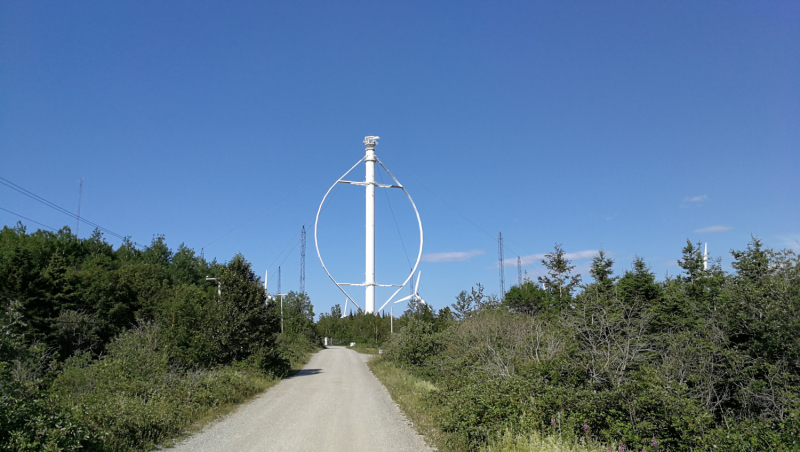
168;346;433;452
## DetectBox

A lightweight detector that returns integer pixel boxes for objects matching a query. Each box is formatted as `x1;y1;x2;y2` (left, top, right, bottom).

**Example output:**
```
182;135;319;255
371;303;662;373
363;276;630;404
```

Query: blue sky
2;1;798;318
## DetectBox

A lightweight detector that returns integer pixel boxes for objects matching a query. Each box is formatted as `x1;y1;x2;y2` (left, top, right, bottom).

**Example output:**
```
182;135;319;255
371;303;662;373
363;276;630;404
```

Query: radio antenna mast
299;226;306;294
517;256;522;286
498;232;505;300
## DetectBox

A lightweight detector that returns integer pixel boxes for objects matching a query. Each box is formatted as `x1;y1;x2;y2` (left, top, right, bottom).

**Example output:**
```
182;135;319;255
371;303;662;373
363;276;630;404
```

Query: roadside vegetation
0;224;320;451
370;239;800;451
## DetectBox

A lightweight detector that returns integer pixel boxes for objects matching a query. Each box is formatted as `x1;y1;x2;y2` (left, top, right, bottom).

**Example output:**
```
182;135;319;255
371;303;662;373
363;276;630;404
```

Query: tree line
0;224;319;451
380;239;800;451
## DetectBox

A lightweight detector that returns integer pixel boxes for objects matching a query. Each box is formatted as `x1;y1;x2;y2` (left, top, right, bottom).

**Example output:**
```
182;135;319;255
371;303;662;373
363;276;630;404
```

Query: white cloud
684;195;708;203
422;249;484;263
694;226;732;233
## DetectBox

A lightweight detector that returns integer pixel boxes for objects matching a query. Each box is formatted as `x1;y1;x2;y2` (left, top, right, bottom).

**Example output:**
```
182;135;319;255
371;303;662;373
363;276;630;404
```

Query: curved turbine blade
415;271;421;294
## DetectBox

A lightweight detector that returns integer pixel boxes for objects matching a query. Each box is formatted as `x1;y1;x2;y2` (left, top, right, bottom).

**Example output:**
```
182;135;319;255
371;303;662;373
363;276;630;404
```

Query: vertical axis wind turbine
315;136;424;314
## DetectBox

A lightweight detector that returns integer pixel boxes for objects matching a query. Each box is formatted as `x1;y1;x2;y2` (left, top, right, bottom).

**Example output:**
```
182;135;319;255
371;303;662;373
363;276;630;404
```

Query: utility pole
278;266;284;333
517;256;522;286
498;232;505;300
299;226;306;294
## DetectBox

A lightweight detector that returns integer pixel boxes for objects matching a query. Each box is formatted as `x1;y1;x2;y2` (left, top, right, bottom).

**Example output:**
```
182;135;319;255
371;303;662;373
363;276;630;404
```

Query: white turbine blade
415;271;421;294
395;294;414;304
417;296;427;305
342;297;349;318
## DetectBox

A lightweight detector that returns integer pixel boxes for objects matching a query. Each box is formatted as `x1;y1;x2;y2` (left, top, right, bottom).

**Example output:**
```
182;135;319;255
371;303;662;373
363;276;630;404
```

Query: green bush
383;317;444;371
0;363;95;452
381;241;800;451
49;324;275;451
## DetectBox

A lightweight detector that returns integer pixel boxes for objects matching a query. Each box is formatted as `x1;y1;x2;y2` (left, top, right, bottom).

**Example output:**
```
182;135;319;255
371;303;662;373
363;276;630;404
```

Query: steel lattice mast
299;226;306;294
498;232;505;300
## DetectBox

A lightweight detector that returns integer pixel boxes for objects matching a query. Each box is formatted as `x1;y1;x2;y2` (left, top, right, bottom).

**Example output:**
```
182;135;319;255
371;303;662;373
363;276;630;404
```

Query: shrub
49;324;275;451
0;363;95;452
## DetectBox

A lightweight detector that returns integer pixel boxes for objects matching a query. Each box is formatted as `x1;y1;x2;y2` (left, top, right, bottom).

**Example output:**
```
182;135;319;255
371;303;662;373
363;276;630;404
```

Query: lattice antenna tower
498;232;505;300
299;225;306;294
517;256;522;286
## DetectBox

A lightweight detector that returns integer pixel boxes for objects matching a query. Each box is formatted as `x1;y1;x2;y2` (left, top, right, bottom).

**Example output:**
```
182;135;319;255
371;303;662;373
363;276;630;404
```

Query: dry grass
347;343;380;355
368;357;446;450
480;431;608;452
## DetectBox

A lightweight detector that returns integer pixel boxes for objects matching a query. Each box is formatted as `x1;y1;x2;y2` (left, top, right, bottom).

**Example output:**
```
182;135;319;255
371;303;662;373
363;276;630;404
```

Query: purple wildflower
620;445;626;452
652;438;658;446
583;424;589;431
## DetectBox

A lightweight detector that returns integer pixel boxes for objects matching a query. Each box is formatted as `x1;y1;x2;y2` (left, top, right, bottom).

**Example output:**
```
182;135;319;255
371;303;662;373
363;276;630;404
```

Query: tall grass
368;357;445;450
370;357;603;452
481;431;608;452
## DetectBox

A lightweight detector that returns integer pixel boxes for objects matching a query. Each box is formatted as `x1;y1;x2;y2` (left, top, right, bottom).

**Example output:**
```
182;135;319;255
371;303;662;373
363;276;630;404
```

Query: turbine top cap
363;136;380;146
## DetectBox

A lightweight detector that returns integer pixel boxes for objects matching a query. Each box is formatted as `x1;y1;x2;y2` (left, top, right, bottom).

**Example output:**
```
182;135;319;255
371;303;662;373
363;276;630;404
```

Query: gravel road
168;346;433;451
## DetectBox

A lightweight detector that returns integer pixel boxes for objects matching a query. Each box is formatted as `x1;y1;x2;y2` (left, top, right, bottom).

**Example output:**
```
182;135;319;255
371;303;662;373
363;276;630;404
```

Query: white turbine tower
315;136;424;315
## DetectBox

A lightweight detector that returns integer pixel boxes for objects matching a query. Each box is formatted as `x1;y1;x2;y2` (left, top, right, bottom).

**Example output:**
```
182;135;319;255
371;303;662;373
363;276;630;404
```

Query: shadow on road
290;368;323;377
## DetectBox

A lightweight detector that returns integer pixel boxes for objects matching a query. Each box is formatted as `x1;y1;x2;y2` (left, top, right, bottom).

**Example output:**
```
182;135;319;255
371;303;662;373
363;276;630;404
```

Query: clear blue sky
2;1;798;318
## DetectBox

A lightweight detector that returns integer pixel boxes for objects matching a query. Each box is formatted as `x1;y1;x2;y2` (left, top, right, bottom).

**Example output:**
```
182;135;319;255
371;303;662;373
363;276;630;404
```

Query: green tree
503;280;550;315
537;244;581;312
616;257;661;306
206;254;279;365
589;249;617;293
451;283;487;320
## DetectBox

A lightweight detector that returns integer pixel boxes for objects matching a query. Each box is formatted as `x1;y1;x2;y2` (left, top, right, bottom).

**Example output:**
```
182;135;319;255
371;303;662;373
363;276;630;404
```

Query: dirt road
169;346;433;451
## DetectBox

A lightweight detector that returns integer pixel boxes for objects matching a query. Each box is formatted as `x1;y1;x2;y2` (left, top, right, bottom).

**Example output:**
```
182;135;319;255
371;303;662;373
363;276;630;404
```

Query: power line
266;229;302;283
0;207;58;231
76;177;83;236
376;153;545;278
0;176;126;240
202;181;312;249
